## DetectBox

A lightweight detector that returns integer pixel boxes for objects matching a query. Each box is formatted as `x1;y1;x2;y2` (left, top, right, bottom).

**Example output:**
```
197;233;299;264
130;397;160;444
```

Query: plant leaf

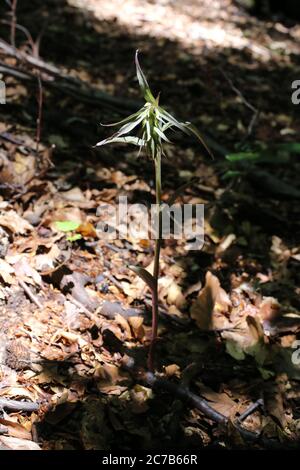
129;265;156;291
100;110;143;127
154;126;171;143
277;142;300;153
96;136;146;147
96;111;147;147
226;152;260;162
159;107;189;134
158;108;213;158
55;220;81;232
114;112;146;138
67;233;82;242
184;122;213;159
135;50;156;104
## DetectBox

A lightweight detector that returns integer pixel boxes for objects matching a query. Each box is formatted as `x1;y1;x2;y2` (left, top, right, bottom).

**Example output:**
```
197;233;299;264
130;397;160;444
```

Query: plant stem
36;72;43;153
148;150;162;371
10;0;17;48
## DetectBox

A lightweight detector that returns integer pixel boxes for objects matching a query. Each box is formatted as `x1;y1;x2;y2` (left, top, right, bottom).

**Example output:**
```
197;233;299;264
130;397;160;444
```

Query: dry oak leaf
190;271;231;330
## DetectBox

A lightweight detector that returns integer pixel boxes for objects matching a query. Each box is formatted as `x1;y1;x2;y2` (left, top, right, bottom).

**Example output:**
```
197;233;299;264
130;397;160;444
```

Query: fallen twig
238;398;264;423
9;0;17;48
0;398;39;413
219;68;259;141
121;357;291;448
18;280;42;309
143;370;227;425
66;293;97;321
0;38;140;112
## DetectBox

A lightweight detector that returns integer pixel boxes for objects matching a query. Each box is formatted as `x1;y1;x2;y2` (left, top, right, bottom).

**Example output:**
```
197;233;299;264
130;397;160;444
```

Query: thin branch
35;72;43;153
219;68;259;140
18;280;43;309
10;0;17;48
0;398;39;413
0;38;140;111
122;358;288;448
1;20;35;50
143;370;227;424
148;374;282;447
238;398;264;423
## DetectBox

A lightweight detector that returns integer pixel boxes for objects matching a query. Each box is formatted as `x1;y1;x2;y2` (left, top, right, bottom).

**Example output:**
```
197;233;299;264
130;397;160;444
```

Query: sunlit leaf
115;112;147;137
67;233;82;242
96;136;146;147
55;220;81;232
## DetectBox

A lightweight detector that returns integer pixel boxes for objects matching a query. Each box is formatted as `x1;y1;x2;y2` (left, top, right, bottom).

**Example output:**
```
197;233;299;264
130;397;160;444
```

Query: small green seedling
54;220;82;242
96;51;210;370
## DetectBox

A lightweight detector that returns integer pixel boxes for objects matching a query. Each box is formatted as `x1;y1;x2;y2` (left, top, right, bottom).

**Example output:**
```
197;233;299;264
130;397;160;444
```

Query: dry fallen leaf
0;436;41;450
164;363;181;377
196;382;238;418
0;210;33;234
0;259;15;284
61;187;86;202
190;271;231;330
128;316;145;340
159;276;186;309
264;379;286;429
13;256;42;285
76;221;97;238
0;418;32;440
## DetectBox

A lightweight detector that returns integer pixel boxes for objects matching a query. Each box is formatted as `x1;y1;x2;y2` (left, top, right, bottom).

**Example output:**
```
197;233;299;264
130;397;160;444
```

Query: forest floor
0;0;300;450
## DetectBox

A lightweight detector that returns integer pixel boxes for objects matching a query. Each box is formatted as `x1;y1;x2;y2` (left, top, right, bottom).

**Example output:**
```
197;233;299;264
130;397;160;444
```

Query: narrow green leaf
96;136;146;147
100;110;143;127
115;111;146;137
184;122;214;159
145;119;151;141
226;152;260;162
96;114;146;147
222;170;242;180
158;107;213;158
154;126;171;143
135;50;156;104
161;121;173;132
277;142;300;153
159;107;188;134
